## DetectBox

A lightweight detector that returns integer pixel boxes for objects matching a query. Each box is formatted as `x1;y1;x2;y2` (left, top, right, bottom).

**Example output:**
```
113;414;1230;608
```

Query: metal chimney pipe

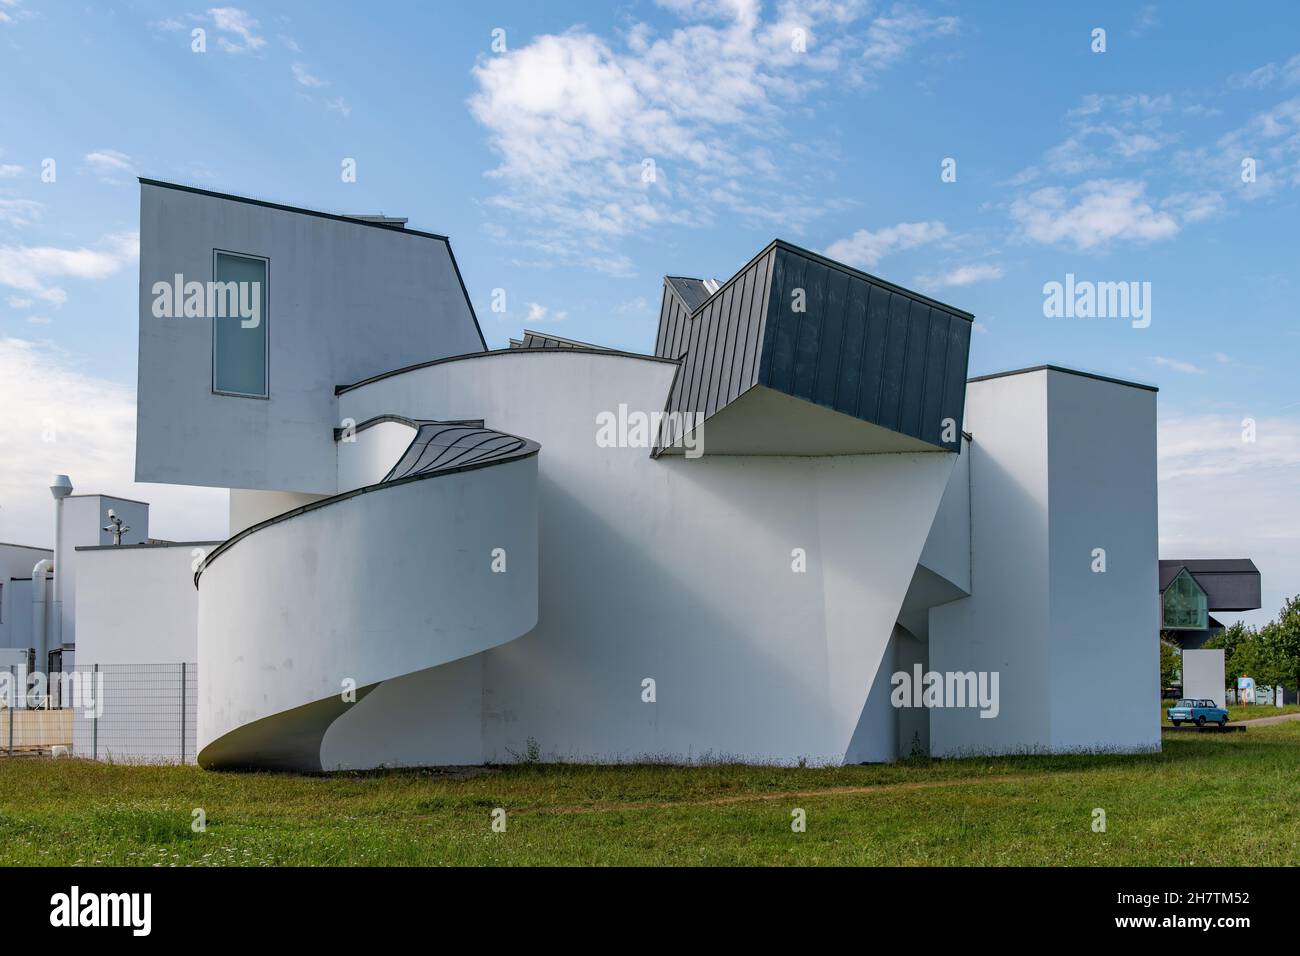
47;475;72;668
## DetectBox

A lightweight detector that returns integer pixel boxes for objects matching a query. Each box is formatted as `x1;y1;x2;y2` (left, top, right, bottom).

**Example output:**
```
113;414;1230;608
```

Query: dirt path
511;772;1030;817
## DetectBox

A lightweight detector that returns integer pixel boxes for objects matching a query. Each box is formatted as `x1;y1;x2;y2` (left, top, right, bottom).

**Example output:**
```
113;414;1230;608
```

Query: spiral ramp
195;420;539;771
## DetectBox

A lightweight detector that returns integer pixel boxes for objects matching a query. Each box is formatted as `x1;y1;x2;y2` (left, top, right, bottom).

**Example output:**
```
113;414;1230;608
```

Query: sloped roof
664;276;712;313
652;239;973;455
1159;559;1261;611
508;330;613;351
1159;559;1259;590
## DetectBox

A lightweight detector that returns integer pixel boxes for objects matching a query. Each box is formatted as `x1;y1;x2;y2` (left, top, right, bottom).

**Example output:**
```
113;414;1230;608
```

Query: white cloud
1228;55;1300;91
1161;190;1225;223
291;62;326;88
1129;4;1159;37
1037;94;1173;177
1230;63;1279;91
1158;412;1300;627
0;163;22;177
325;97;351;117
823;220;947;268
0;0;31;26
0;337;226;547
1010;179;1179;250
0;198;43;228
0;232;138;307
861;4;958;75
525;302;568;323
917;262;1003;288
1152;356;1205;375
209;7;265;54
83;149;135;183
468;2;958;271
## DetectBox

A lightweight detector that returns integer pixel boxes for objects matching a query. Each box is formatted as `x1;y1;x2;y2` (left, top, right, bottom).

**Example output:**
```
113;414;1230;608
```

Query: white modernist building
15;179;1162;769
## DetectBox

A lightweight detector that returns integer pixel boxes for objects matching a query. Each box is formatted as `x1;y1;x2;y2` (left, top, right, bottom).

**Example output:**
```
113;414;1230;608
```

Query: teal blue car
1168;698;1229;727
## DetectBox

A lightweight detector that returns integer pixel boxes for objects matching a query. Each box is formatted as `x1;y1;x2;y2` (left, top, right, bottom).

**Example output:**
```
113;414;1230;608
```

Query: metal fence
68;663;198;764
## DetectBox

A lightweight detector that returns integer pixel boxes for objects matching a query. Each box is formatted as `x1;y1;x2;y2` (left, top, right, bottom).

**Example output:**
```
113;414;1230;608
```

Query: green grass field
2;720;1299;866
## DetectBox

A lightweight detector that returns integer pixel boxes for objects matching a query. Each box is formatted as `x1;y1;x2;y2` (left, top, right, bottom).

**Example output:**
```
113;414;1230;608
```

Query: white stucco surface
1182;649;1226;709
929;369;1159;756
330;350;955;767
135;183;485;494
73;543;214;666
196;452;539;769
56;496;149;650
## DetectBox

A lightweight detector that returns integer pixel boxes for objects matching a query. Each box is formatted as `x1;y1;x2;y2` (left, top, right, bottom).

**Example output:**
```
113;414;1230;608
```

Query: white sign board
1182;649;1226;709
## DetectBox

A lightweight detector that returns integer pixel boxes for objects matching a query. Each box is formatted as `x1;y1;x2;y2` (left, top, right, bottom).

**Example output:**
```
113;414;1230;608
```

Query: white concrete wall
73;543;215;665
336;420;417;492
1046;371;1159;751
136;182;486;494
919;433;971;592
930;371;1052;756
1182;649;1226;709
196;453;539;770
929;369;1160;756
228;490;323;535
337;350;955;767
56;496;149;650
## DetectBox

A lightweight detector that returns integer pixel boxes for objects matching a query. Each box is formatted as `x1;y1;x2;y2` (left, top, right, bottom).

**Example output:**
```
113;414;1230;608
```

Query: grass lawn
2;721;1299;866
1160;701;1300;725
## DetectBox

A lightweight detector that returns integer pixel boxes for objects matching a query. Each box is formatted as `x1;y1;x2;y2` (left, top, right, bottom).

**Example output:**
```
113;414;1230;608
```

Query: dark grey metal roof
653;239;972;453
1159;559;1261;611
665;277;712;313
508;330;613;351
383;422;535;481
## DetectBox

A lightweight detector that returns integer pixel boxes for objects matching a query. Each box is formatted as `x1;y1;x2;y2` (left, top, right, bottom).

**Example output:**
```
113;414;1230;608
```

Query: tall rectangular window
212;251;268;397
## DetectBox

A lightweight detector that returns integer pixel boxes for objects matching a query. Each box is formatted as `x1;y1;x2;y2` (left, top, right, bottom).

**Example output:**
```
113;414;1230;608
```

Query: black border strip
333;416;484;441
138;178;450;241
968;364;1158;393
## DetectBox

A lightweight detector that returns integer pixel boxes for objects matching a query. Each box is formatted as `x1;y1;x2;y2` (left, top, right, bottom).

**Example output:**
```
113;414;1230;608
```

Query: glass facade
213;252;268;397
1162;568;1208;630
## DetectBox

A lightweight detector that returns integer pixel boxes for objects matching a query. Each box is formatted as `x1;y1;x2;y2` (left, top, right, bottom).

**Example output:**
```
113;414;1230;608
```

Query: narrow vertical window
212;251;268;397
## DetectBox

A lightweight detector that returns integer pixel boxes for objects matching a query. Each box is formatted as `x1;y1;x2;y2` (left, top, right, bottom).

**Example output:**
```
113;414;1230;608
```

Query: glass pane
213;253;267;396
1162;571;1207;629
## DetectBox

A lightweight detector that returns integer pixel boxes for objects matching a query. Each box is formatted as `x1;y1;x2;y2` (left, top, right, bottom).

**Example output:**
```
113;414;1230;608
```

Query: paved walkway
1230;710;1300;728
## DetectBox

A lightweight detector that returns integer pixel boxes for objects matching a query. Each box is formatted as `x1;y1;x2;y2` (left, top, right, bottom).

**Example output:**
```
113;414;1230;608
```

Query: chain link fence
1;663;197;763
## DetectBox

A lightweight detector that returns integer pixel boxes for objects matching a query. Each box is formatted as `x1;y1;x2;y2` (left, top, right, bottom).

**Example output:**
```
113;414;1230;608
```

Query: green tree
1160;640;1182;689
1263;595;1300;690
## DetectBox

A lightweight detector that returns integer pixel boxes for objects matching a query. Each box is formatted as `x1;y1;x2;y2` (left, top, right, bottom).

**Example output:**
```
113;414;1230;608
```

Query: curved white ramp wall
338;350;955;766
196;452;538;770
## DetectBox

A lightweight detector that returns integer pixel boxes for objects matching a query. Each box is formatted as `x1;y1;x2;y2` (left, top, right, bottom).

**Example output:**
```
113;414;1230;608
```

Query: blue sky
1;0;1298;624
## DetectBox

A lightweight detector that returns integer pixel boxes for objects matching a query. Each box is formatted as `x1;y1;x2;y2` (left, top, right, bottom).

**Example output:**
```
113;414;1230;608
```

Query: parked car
1167;698;1229;727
